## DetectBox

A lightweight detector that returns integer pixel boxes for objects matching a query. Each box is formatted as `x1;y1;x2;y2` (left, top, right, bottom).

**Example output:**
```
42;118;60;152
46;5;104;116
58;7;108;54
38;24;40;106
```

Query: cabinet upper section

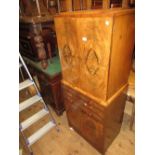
54;8;135;101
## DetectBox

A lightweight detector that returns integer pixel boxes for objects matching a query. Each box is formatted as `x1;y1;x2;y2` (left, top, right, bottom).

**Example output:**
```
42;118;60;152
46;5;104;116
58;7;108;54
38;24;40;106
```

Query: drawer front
63;84;105;121
64;97;82;130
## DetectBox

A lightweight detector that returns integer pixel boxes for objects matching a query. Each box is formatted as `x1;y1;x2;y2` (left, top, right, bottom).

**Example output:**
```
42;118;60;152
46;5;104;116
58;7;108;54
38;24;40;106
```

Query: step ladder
19;53;59;155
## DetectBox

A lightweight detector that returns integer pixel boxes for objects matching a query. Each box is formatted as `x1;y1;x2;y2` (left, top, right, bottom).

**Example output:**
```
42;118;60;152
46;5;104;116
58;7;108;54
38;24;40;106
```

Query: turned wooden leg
32;24;48;69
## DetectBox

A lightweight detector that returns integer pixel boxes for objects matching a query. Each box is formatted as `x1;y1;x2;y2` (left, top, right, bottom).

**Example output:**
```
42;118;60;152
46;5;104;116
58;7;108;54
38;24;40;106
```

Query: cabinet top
23;56;61;78
54;8;134;18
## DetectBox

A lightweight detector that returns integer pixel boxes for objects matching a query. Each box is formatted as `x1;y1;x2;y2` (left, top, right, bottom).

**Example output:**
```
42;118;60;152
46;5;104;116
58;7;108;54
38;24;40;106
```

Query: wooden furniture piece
19;0;58;16
23;56;65;116
102;0;110;9
55;8;135;154
58;0;72;12
19;15;57;69
58;0;92;12
72;0;92;11
122;0;130;8
20;0;47;16
90;0;134;10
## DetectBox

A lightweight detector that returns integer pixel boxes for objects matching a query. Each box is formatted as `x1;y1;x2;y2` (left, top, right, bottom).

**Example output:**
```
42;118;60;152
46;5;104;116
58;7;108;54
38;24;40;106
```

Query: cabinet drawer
80;105;104;122
63;89;73;102
63;85;105;121
63;85;77;96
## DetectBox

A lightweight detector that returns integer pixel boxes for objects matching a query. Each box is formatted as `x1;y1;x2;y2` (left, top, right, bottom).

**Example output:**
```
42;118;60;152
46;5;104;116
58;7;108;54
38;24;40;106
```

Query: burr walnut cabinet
54;8;135;154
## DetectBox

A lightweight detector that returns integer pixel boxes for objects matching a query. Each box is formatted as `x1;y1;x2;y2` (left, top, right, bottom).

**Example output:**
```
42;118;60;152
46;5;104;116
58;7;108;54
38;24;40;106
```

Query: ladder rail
19;53;46;108
19;52;60;155
19;53;58;126
20;127;33;154
19;53;33;81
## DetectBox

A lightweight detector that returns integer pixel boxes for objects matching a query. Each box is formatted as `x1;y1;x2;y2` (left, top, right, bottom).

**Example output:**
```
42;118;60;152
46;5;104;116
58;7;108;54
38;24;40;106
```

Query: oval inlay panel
63;44;72;65
86;49;99;75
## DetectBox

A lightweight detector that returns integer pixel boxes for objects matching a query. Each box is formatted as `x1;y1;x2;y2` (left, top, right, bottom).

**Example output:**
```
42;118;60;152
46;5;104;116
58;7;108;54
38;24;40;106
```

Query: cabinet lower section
62;83;127;154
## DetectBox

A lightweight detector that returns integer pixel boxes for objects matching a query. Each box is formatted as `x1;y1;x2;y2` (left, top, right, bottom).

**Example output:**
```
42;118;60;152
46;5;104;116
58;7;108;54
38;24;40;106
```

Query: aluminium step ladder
19;53;59;155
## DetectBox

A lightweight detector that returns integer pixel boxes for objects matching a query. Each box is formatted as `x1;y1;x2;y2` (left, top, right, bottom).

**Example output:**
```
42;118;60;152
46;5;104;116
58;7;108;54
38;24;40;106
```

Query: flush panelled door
55;16;113;101
76;17;113;101
55;18;80;86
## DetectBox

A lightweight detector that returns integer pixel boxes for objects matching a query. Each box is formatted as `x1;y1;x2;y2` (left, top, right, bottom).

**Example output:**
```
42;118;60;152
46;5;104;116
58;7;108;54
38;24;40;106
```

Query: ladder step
27;121;55;146
19;79;34;91
20;109;49;131
19;95;42;112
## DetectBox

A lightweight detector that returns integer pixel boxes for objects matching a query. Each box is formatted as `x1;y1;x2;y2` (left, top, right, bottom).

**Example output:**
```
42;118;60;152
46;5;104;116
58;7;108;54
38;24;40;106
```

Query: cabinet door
80;106;104;152
64;92;104;153
65;98;83;131
55;18;80;86
76;17;113;101
55;15;113;100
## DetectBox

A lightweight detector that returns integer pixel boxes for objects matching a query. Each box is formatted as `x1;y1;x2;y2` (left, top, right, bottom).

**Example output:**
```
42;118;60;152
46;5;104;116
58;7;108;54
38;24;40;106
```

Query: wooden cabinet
55;8;134;154
24;56;65;115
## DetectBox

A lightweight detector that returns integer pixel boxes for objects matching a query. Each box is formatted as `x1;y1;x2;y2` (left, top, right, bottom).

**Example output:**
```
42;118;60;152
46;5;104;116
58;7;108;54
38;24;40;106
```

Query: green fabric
23;56;61;77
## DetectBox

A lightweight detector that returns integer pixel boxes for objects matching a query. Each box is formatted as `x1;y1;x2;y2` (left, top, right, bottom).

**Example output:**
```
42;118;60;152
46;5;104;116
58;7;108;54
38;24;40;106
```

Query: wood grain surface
55;8;135;101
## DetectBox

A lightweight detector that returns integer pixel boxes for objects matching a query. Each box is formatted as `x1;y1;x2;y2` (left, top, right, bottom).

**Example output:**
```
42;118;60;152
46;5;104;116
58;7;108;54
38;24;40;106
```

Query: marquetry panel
76;17;113;101
55;18;80;86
